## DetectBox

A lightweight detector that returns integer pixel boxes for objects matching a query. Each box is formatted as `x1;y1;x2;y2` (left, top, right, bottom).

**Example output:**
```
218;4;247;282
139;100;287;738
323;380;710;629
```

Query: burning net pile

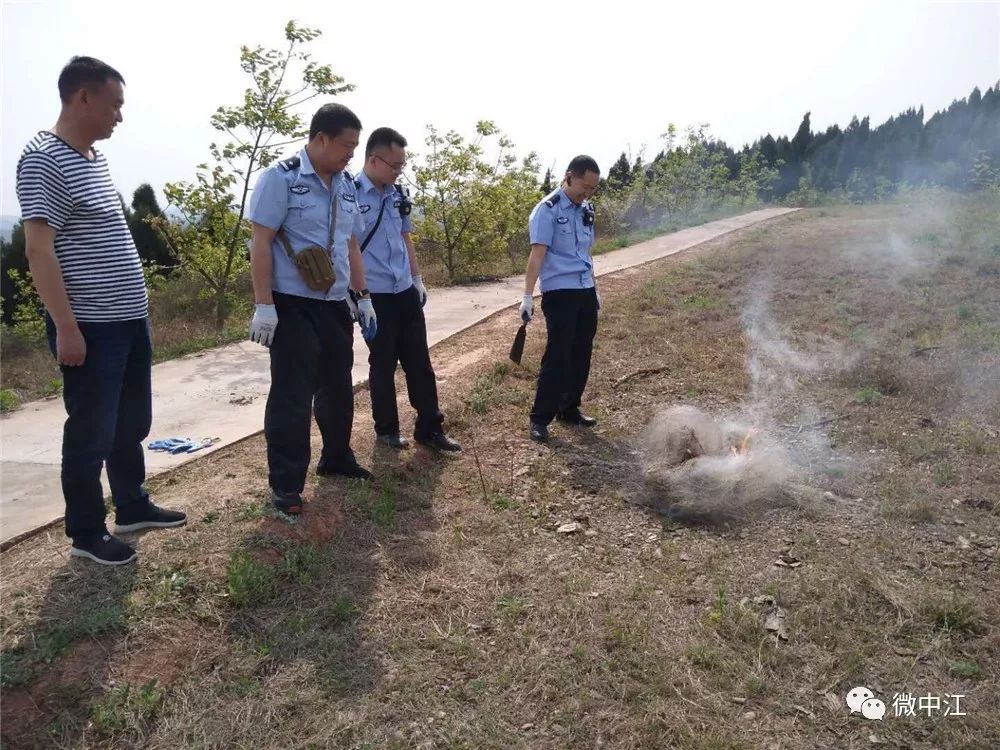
638;405;794;524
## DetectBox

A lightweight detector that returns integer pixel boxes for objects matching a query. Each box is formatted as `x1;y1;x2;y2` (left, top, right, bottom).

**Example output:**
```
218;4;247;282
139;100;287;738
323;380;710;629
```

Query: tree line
2;19;997;333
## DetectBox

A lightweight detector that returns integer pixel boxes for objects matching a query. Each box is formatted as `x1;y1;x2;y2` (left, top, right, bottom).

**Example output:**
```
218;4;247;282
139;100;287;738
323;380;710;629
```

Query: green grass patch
0;388;21;412
854;386;883;405
932;461;956;487
91;679;165;736
948;660;982;679
226;551;278;608
467;361;510;415
1;597;128;688
924;595;982;635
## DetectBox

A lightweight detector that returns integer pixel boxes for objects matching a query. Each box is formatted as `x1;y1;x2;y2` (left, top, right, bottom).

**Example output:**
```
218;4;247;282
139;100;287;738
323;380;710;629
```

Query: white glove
596;288;602;315
413;275;428;307
346;293;359;322
249;304;277;347
519;293;534;323
357;297;378;342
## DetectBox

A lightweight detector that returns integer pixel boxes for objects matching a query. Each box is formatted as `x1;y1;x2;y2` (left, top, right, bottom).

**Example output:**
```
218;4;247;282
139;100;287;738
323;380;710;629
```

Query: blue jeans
46;315;153;541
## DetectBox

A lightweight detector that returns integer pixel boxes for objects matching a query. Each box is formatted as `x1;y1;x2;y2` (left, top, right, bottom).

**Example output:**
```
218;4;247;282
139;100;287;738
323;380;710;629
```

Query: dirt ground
2;195;998;749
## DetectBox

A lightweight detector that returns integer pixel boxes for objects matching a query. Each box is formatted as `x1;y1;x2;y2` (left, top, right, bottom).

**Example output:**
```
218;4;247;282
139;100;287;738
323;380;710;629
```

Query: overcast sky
2;0;998;215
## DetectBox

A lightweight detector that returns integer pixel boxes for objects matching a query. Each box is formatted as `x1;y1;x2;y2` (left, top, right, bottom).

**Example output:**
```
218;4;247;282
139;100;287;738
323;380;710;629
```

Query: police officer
247;103;378;515
520;156;602;442
353;127;460;452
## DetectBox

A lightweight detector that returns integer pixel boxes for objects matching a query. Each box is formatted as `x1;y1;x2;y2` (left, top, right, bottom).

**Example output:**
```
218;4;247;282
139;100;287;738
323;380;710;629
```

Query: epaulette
278;156;300;172
543;191;561;208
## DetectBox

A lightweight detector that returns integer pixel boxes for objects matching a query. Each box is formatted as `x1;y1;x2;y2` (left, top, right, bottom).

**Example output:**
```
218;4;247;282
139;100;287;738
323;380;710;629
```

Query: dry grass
2;195;999;749
0;274;253;404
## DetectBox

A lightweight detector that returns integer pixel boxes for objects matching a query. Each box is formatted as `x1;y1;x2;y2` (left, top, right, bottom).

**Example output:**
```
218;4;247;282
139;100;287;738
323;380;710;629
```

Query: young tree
0;221;28;325
411;121;539;282
645;124;729;219
152;21;352;328
734;147;781;204
970;150;999;192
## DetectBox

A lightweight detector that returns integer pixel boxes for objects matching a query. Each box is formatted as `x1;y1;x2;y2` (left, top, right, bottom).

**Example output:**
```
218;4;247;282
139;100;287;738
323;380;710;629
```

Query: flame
731;428;758;456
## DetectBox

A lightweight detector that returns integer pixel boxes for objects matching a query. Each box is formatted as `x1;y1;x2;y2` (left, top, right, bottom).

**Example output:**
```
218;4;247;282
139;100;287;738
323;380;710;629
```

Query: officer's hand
413;275;428;307
357;297;378;342
519;293;534;323
346;291;359;322
249;304;278;347
596;288;602;315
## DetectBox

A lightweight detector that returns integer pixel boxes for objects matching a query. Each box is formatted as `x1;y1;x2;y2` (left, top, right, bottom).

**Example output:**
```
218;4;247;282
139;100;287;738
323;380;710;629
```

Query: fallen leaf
557;522;584;534
824;692;842;713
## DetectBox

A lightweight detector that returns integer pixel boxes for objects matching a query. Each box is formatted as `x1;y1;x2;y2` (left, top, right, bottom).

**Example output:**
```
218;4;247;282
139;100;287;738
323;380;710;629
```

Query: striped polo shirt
15;131;148;322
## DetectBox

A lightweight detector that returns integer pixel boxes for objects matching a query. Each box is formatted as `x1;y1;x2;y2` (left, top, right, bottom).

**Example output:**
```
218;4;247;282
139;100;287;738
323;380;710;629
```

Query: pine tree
130;184;176;270
540;168;554;195
607;151;633;190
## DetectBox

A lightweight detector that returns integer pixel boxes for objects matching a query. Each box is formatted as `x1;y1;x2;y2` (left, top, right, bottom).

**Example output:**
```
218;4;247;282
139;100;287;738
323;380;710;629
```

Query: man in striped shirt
16;56;186;566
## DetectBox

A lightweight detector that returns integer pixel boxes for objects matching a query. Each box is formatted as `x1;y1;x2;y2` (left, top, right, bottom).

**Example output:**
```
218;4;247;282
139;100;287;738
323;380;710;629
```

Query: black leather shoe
271;489;303;515
529;423;549;442
557;410;597;427
415;432;462;452
376;433;410;449
317;459;373;480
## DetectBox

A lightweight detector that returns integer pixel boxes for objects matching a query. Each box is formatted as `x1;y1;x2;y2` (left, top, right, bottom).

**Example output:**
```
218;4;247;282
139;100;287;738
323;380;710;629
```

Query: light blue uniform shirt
528;188;596;293
353;170;414;294
248;148;364;301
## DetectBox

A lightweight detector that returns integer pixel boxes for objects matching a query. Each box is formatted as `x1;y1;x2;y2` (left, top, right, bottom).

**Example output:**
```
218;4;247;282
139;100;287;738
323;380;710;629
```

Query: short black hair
365;127;408;157
309;103;362;140
566;155;600;177
58;56;125;103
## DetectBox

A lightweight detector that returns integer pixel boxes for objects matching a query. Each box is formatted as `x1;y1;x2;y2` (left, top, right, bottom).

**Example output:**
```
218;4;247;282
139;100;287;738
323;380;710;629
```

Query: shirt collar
559;187;581;208
297;148;317;176
357;169;392;196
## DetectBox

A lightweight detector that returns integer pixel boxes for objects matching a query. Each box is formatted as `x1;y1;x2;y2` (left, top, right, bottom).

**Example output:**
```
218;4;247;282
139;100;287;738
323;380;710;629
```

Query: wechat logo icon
846;686;887;720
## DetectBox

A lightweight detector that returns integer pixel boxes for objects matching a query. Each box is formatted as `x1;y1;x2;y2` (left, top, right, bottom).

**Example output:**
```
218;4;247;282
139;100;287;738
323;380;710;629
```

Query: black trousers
367;285;444;439
45;315;153;542
530;287;599;426
265;292;355;494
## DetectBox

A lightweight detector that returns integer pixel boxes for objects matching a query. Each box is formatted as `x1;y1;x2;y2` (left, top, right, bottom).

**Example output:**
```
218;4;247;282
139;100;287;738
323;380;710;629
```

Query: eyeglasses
374;155;407;173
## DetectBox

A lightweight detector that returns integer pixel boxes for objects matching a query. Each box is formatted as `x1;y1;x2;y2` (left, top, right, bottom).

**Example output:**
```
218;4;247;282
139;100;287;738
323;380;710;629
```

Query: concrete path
0;207;797;545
